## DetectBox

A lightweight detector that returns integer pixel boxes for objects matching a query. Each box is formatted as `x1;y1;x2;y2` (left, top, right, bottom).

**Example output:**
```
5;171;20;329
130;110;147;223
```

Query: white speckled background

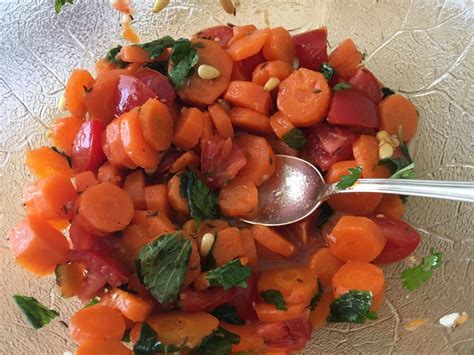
0;0;472;354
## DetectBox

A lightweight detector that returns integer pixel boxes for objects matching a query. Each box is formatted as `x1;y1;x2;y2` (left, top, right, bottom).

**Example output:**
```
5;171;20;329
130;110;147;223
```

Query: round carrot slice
227;29;270;61
277;68;330;127
252;60;294;86
123;170;147;210
103;116;137;169
375;194;405;219
173;107;204;151
139;98;174;151
353;135;390;178
332;261;384;298
26;147;74;179
208;103;234;138
167;173;189;216
65;69;95;117
230;107;272;135
100;288;153;322
262;27;295;64
219;180;258;217
379;94;419;141
76;340;132;355
50;116;84;155
307;247;344;287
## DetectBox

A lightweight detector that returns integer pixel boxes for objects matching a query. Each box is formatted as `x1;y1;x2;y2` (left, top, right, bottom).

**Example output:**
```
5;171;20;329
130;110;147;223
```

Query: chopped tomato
195;25;234;47
348;68;383;103
293;28;328;70
232;50;266;81
231;273;259;321
71;119;106;173
113;75;157;116
69;217;98;250
134;68;176;108
178;287;236;312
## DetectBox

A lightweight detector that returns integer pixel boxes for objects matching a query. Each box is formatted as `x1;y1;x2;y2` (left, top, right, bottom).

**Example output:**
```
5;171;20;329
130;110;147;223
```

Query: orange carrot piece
70;305;125;343
145;184;171;217
169;150;200;173
277;68;330;127
353;135;390;178
375;194;405;219
8;214;70;276
269;111;295;138
183;236;201;289
255;302;307;322
309;292;333;330
76;340;132;355
332;261;385;298
208;103;234;138
123;170;147;210
119;45;152;63
75;170;98;193
307;247;344;288
221;323;265;353
100;288;153;322
227;29;270;61
193;272;210;292
55;262;86;298
103;116;138;169
132;210;176;237
262;27;295;64
139;98;174;151
200;111;215;142
371;289;384;311
251;225;296;257
252;60;294;86
65;69;95;117
328;39;362;80
230;107;273;135
224;81;272;115
173;107;204;150
379;94;419;141
50;115;84;155
48;219;70;231
97;162;125;186
228;25;257;47
218;180;258;217
79;183;134;233
26;146;74;179
119;224;154;269
239;228;258;267
212;227;246;266
166;173;189;215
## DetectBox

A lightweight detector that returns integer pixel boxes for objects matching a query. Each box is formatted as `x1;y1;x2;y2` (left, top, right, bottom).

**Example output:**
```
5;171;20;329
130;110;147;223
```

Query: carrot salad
10;23;436;354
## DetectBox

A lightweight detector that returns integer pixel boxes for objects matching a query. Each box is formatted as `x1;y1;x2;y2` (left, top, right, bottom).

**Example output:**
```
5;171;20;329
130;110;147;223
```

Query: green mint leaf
84;298;100;308
133;322;181;355
137;36;175;60
54;0;73;14
327;290;377;323
206;259;252;291
191;326;240;355
308;280;323;311
211;304;245;325
13;295;59;329
281;128;307;150
315;203;334;227
259;289;287;311
319;63;335;81
336;166;362;190
145;61;169;76
381;87;396;99
333;82;352;91
168;38;199;88
105;45;128;68
138;232;192;303
401;249;443;291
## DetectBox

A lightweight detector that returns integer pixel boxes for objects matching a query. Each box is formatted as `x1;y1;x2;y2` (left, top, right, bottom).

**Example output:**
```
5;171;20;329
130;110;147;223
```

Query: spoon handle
333;179;474;202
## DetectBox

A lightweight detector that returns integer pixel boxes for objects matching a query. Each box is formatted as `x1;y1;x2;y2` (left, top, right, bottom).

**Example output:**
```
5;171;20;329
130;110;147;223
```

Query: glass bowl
0;0;472;353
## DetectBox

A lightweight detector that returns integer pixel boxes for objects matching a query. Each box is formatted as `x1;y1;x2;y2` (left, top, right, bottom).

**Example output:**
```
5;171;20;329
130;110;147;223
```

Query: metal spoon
241;155;474;227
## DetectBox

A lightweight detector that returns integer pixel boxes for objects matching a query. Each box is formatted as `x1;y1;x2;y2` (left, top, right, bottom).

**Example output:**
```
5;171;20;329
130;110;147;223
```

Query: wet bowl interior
0;1;473;353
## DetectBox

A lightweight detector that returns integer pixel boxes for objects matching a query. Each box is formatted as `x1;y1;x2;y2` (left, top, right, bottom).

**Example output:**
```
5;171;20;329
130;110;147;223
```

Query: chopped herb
308;280;323;310
327;290;377;323
336;166;362;190
137;36;176;60
51;146;72;167
168;38;199;88
333;82;352;91
13;295;59;329
138;232;192;303
401;249;443;291
211;304;245;325
54;0;73;14
259;289;287;311
281;128;307;150
105;45;128;68
381;86;396;99
319;63;335;81
84;297;100;308
145;61;168;75
133;322;180;355
315;203;334;227
379;126;416;180
122;328;131;343
191;326;240;355
206;259;252;290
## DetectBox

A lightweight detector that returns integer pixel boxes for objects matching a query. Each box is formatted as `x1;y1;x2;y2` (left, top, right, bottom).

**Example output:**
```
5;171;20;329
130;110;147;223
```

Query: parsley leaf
191;326;240;355
281;128;307;150
211;304;245;325
333;82;352;91
133;322;180;355
168;39;199;88
105;45;128;68
319;63;335;81
259;289;287;311
336;166;362;190
84;298;100;308
308;280;323;311
401;249;443;291
206;259;252;290
381;86;396;99
54;0;73;14
137;36;176;60
327;290;377;323
138;232;192;303
13;295;59;329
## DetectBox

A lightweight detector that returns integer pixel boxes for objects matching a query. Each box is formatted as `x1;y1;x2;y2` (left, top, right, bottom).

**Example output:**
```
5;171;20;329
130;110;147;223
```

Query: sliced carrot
224;81;272;115
193;272;210;292
227;29;270;61
100;288;153;322
70;305;125;343
26;146;73;179
139;98;174;151
166;173;189;215
103;116;138;169
119;224;154;269
328;39;362;80
325;160;383;214
269;111;295;138
277;68;330;127
212;227;246;266
228;25;257;47
75;170;98;193
173;107;204;150
230;107;272;135
8;214;70;276
76;340;132;355
144;184;171;217
123;170;147;210
239;228;258;267
79;183;134;233
218;180;258;217
307;247;344;288
221;323;265;353
379;94;419;141
262;27;295;64
251;225;296;257
208;103;234;138
97;162;125;186
169;150;200;173
328;216;386;262
332;261;385;298
183;236;201;289
353;135;390;178
177;39;233;105
200;111;215;142
50;115;84;155
95;58;117;73
119;45;152;63
48;219;70;231
371;289;384;311
121;108;161;170
132;210;176;237
252;60;294;86
255;302;306;322
375;194;405;219
65;69;94;117
309;292;333;330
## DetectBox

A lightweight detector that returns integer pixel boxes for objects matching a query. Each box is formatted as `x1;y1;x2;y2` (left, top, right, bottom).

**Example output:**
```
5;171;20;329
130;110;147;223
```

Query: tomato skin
113;75;157;116
71;119;106;173
69;217;98;250
348;68;383;103
134;68;176;108
195;25;234;47
232;50;266;81
328;88;379;129
293;28;328;70
231;273;259;321
178;287;236;312
370;215;421;264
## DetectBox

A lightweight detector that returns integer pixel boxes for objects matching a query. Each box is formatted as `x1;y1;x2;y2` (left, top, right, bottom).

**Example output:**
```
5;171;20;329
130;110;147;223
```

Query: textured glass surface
0;0;472;353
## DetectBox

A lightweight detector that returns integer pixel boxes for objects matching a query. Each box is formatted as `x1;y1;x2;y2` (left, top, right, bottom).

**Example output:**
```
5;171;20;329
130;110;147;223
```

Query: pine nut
200;232;215;257
379;142;394;159
390;135;400;147
58;95;67;111
264;77;280;91
376;130;391;143
219;0;235;15
197;64;221;80
152;0;169;13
